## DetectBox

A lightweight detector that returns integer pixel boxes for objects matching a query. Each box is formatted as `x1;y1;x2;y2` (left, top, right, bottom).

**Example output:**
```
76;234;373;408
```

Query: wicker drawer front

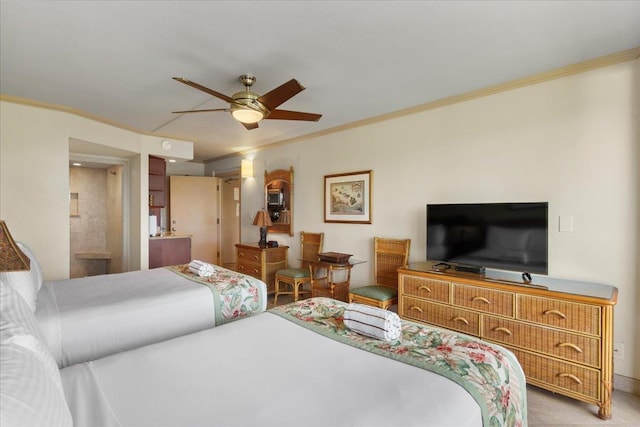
511;348;600;401
483;317;600;368
453;284;514;317
402;276;449;303
401;297;479;336
517;295;600;335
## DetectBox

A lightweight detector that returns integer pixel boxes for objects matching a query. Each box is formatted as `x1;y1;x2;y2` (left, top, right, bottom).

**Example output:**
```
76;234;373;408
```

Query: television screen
426;202;548;274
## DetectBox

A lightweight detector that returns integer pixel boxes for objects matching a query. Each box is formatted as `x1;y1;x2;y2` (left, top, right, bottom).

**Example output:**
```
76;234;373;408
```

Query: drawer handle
493;327;512;336
238;265;245;271
452;316;470;325
252;269;259;274
559;373;583;385
253;255;259;260
239;252;245;257
543;309;567;319
409;306;424;314
559;342;583;353
472;296;490;304
418;285;432;293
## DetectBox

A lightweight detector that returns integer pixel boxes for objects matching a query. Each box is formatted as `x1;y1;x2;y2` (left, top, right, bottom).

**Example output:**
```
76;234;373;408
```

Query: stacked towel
188;260;214;277
343;303;401;341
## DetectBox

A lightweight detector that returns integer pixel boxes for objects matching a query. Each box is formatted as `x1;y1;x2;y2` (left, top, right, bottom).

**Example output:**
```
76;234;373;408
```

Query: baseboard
614;374;640;396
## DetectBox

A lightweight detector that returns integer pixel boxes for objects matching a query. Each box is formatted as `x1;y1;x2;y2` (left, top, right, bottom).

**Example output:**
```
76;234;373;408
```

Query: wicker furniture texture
273;232;324;305
348;237;411;309
309;262;352;302
235;243;288;294
398;262;617;419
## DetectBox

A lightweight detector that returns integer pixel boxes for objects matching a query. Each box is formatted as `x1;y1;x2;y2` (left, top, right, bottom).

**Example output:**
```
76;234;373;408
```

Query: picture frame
324;170;373;224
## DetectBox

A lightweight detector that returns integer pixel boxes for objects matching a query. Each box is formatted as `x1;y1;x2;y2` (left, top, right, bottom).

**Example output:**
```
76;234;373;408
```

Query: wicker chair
309;262;351;302
349;237;411;310
273;232;324;305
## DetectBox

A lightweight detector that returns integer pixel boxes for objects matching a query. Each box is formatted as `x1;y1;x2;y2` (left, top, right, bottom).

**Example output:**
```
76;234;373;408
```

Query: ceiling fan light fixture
231;108;264;124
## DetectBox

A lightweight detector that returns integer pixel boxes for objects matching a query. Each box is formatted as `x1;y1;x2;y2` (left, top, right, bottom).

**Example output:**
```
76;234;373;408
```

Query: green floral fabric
167;264;265;325
271;297;527;427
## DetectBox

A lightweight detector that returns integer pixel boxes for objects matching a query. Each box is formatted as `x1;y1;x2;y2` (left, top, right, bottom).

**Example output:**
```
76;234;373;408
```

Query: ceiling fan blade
172;108;229;114
173;77;238;104
266;109;322;122
241;122;259;130
257;79;305;111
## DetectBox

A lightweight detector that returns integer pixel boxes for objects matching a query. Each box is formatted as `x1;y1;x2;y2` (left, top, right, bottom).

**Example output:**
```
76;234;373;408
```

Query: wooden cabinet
149;156;166;208
235;243;288;294
149;236;191;268
398;262;617;419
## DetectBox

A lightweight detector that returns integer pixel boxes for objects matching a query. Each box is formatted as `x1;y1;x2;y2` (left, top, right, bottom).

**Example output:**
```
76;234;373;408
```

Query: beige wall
0;100;194;279
210;59;639;380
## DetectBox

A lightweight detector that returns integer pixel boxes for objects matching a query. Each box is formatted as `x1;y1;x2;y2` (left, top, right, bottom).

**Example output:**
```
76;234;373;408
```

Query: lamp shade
0;220;31;272
241;159;254;178
252;210;273;227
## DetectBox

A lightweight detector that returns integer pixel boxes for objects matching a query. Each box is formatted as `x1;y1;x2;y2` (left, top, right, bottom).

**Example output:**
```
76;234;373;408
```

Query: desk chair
273;232;324;305
349;237;411;310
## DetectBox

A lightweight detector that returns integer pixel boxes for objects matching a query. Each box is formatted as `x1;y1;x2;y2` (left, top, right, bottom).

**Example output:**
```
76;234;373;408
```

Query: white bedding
61;310;482;427
36;267;266;368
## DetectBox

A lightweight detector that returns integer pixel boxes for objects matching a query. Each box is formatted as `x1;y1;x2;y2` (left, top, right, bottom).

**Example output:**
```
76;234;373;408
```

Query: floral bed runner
271;297;527;427
166;264;265;325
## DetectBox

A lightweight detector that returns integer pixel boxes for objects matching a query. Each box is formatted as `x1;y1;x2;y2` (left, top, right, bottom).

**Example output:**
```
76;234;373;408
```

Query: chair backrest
300;232;324;268
374;237;411;289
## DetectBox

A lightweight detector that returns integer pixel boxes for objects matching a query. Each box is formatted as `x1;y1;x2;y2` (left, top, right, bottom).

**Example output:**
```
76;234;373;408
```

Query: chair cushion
276;268;310;279
350;285;397;301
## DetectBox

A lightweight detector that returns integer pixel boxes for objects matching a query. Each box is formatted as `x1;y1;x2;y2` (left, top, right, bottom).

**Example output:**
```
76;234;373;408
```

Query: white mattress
35;268;219;367
61;311;482;427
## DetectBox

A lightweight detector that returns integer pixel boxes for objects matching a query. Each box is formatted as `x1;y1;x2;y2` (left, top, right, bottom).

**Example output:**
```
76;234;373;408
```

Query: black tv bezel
426;201;549;275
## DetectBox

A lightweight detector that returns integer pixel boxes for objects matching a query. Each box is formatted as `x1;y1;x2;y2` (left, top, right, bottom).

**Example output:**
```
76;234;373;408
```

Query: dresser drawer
401;297;479;336
453;284;514;317
517;295;601;335
511;348;600;401
483;317;600;368
402;276;449;303
236;260;262;279
237;247;262;263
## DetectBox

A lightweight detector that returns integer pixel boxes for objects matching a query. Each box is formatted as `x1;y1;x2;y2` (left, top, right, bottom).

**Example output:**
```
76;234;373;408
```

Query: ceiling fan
172;74;322;130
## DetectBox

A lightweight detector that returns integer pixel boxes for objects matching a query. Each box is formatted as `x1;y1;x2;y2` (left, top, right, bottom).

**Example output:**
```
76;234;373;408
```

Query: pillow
0;242;42;312
343;303;401;341
0;281;59;383
17;242;44;292
0;343;72;427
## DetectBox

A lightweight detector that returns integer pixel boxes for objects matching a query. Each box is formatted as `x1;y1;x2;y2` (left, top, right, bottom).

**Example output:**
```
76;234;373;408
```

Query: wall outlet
613;341;624;360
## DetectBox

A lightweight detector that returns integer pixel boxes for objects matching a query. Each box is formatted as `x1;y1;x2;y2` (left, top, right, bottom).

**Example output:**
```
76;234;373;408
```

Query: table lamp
252;210;273;248
0;220;31;272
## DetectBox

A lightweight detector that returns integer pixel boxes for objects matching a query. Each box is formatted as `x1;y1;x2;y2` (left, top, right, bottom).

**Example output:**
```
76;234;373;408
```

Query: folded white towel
188;260;214;277
343;303;401;341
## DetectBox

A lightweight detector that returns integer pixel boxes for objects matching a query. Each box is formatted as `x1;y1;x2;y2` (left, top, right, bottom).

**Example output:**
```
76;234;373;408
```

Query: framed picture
324;170;373;224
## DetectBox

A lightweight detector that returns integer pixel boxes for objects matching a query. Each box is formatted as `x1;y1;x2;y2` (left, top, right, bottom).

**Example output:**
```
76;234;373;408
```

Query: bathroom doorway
69;155;129;278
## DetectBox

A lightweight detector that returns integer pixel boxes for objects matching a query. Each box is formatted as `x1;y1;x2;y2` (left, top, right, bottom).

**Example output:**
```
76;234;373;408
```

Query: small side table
309;259;365;302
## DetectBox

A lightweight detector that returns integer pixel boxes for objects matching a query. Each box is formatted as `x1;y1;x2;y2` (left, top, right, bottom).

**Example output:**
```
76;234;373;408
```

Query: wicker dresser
235;243;288;294
398;262;618;419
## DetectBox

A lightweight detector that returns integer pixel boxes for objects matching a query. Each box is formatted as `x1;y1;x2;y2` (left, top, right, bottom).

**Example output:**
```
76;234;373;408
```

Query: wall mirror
264;167;293;236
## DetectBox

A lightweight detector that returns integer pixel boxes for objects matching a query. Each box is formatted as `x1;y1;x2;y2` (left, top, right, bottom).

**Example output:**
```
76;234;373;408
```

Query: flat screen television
426;202;548;274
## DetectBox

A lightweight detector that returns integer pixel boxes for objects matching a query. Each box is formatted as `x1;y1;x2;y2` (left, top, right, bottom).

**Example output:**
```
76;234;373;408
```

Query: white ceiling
2;1;639;162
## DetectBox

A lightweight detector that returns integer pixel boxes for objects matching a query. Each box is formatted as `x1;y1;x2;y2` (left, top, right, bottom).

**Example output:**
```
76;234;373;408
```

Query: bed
57;298;527;427
1;242;267;368
34;263;267;368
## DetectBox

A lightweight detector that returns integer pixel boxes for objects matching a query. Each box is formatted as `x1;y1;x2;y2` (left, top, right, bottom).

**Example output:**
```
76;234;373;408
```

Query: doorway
69;154;129;277
216;170;241;270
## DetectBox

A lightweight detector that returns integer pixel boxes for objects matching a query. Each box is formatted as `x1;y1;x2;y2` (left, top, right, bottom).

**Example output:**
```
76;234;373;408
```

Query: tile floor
267;295;640;426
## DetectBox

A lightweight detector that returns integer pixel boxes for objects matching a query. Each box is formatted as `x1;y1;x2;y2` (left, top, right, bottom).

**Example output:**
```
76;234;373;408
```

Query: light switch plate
559;216;574;232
